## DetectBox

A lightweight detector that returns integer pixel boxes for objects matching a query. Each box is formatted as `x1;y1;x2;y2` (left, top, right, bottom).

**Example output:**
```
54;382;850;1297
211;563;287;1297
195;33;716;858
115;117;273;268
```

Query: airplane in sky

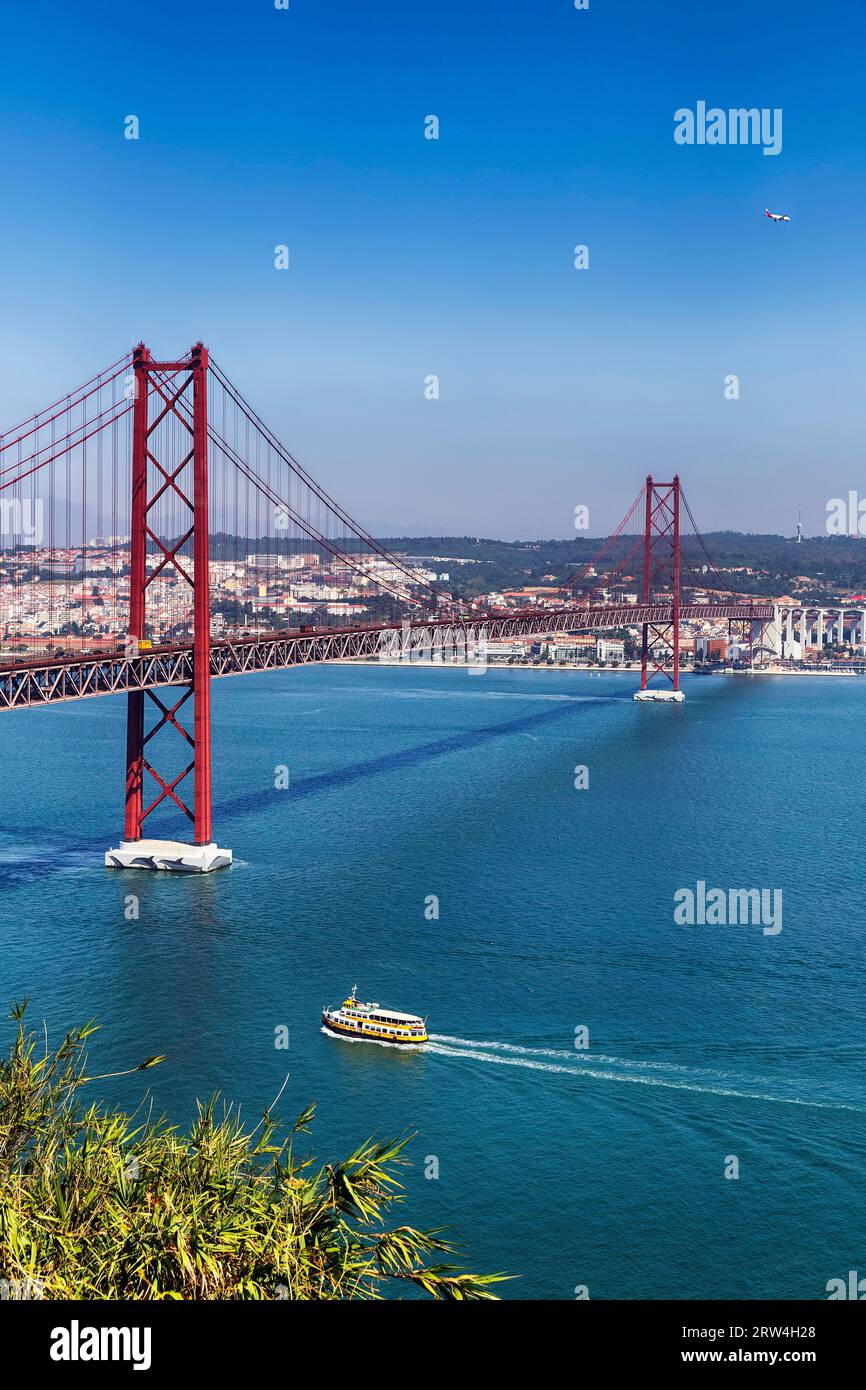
764;208;791;222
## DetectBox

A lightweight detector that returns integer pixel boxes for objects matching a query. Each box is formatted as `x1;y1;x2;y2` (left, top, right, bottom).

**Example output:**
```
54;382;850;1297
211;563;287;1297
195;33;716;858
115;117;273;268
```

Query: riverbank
348;659;659;673
727;666;859;678
347;659;862;677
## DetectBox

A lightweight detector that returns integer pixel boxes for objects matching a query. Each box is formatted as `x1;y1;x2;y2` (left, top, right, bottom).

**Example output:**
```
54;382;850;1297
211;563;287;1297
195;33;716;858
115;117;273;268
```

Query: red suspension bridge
0;344;771;870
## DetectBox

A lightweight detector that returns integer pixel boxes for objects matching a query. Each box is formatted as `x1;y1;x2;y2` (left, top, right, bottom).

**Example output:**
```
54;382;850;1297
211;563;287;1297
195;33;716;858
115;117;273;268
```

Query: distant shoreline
342;660;860;678
725;666;858;678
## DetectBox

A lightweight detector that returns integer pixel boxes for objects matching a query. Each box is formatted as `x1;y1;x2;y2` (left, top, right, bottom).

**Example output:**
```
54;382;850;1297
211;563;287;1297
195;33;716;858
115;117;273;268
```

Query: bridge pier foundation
105;839;232;873
633;689;685;703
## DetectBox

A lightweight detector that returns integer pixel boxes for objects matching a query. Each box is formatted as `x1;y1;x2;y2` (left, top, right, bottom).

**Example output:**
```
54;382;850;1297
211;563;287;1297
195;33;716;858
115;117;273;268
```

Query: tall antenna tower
796;507;803;544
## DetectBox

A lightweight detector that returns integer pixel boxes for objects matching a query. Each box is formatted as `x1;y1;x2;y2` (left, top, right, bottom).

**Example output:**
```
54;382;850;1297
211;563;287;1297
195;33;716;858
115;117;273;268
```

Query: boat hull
322;1014;427;1045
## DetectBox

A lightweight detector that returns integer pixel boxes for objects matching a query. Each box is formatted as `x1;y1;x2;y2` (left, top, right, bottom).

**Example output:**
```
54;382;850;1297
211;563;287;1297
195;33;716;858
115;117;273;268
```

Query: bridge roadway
0;602;773;710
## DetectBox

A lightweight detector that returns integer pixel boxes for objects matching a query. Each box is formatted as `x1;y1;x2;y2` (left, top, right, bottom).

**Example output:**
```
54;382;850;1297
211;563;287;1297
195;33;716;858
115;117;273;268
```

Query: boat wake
425;1035;866;1113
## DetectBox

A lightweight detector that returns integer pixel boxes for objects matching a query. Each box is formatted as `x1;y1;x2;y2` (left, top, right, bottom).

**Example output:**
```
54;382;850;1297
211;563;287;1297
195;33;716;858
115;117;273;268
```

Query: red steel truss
639;475;682;691
123;343;213;845
0;602;774;711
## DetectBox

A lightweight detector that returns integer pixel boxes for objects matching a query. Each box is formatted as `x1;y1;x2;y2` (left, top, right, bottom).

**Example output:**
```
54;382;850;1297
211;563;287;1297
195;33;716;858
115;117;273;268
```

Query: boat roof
346;1001;421;1021
369;1007;421;1021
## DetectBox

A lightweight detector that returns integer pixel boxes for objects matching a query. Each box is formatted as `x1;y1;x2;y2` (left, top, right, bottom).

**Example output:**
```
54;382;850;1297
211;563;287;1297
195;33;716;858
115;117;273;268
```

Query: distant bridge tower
634;474;684;703
106;343;231;873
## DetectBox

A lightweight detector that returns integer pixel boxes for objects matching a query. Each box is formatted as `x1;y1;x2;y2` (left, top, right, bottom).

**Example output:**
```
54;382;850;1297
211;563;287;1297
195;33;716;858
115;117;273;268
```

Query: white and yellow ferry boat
322;986;428;1045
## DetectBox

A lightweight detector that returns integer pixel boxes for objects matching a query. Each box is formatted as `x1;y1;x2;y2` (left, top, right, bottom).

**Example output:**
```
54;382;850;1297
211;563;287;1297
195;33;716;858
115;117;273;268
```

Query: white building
485;640;528;660
596;638;625;662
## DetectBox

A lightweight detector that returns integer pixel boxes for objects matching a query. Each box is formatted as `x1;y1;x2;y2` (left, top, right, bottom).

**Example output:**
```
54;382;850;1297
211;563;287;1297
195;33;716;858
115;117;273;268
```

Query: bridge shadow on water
216;690;625;824
0;692;626;890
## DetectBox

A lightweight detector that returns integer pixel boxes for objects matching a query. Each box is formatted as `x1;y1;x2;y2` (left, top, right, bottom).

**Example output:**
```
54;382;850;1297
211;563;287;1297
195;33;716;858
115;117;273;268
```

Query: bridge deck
0;603;774;710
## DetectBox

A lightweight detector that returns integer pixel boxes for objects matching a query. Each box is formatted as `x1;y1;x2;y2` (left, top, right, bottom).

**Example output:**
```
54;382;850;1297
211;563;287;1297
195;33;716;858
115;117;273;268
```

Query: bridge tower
634;474;685;703
106;343;231;872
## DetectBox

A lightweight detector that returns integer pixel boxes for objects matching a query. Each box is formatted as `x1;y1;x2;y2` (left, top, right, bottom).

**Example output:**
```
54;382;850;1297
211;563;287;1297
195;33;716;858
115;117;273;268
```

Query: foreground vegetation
0;1003;504;1300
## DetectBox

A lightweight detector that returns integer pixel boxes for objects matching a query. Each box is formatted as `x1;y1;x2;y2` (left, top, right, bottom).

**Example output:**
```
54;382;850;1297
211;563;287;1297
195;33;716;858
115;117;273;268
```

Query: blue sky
0;0;864;539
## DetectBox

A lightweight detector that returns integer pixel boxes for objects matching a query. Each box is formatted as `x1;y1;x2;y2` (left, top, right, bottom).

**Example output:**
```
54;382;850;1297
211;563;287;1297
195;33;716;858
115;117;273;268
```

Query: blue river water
2;664;865;1300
